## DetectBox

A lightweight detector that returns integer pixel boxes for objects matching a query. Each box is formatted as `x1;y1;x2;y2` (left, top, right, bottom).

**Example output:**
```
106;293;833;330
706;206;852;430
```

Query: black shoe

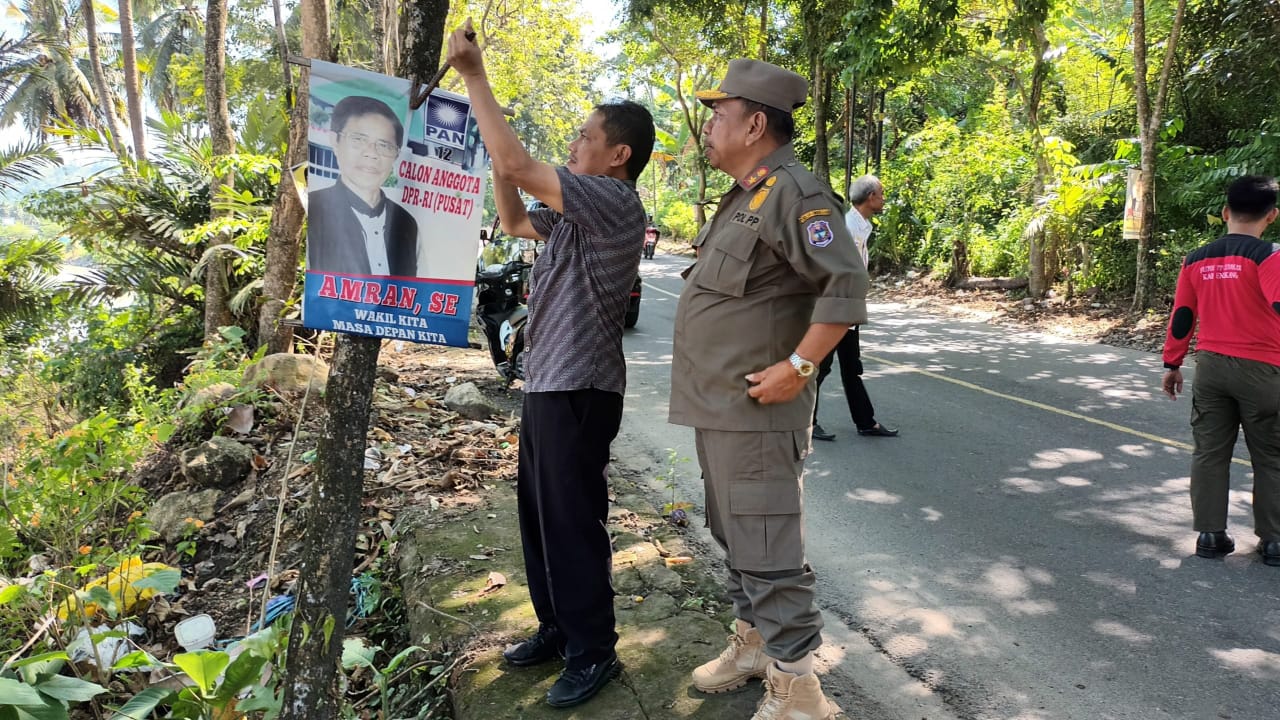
1195;531;1235;558
1258;540;1280;566
857;423;899;437
546;653;622;708
812;424;835;442
502;624;565;667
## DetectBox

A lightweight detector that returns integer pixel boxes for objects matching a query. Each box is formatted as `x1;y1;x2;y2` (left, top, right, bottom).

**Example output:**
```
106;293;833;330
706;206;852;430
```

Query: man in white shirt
812;174;898;439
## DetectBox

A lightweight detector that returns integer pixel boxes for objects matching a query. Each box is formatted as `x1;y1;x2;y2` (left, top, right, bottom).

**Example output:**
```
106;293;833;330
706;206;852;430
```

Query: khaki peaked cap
696;59;808;113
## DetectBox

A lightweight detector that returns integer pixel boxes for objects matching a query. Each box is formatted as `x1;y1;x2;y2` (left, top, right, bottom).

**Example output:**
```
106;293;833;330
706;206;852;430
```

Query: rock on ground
149;489;221;543
242;353;329;396
444;382;500;420
180;436;253;489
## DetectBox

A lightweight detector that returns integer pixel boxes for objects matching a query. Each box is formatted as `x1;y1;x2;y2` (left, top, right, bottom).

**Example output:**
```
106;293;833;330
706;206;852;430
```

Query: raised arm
446;19;563;213
493;174;542;240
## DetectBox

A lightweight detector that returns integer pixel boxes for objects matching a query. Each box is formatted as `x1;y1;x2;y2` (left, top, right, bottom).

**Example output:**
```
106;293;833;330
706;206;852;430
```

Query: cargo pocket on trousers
726;433;805;571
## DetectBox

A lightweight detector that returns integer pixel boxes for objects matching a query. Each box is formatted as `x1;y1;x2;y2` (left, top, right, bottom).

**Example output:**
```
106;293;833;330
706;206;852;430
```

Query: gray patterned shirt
524;167;644;395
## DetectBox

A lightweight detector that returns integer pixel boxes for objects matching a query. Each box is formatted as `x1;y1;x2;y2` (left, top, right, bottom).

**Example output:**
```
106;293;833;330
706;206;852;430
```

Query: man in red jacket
1162;175;1280;565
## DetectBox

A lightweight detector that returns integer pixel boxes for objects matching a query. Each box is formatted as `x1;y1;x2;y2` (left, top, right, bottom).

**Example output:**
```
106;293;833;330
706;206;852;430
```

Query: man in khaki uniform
669;59;868;720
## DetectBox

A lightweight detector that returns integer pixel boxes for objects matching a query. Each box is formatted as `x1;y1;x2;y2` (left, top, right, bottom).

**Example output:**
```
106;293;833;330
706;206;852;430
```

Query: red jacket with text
1163;233;1280;369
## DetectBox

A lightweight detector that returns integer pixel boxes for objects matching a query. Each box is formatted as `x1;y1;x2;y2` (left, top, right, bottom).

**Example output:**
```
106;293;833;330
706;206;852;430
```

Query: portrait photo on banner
301;60;489;348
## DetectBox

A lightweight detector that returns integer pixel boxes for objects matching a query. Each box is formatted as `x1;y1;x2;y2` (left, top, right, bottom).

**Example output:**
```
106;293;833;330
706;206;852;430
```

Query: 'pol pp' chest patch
806;220;834;247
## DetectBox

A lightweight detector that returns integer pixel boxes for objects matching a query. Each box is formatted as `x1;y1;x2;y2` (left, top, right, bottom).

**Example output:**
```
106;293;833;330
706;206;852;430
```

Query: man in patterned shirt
448;21;655;708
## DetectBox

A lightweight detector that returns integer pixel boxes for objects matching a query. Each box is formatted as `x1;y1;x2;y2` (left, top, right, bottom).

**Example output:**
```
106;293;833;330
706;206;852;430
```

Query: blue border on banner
302;271;474;348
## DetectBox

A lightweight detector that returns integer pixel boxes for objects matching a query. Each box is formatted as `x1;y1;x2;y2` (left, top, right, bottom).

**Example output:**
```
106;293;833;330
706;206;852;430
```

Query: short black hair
593;100;655;181
331;95;404;147
1226;175;1279;221
741;100;794;145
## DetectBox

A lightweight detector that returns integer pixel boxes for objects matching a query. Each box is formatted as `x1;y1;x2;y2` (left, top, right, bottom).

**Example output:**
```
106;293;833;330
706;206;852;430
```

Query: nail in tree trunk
1130;0;1187;311
277;2;448;718
203;0;235;341
259;0;335;353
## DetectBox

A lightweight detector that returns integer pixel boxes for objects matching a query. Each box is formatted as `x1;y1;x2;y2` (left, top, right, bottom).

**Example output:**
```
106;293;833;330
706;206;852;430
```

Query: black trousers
517;389;622;669
814;326;876;431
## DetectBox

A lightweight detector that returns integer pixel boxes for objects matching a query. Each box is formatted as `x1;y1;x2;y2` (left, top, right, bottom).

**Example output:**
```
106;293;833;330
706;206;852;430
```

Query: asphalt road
615;251;1280;720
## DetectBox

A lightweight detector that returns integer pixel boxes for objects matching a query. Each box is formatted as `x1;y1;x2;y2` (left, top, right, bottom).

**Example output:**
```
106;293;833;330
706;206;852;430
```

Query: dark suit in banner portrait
307;95;420;277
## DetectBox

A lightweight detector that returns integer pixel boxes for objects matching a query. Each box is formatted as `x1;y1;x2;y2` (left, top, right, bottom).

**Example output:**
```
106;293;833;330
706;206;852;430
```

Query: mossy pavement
394;458;789;719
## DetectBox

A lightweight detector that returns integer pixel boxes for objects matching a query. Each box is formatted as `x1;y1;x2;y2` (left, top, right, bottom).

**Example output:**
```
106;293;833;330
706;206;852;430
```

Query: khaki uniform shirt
669;145;869;431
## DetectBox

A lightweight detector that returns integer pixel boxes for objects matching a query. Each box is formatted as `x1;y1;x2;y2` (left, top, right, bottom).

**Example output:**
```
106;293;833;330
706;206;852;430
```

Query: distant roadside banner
302;60;488;347
1123;168;1146;240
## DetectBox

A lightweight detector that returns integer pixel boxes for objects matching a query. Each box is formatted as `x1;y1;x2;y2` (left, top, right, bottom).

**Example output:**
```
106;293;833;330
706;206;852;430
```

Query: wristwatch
789;352;816;378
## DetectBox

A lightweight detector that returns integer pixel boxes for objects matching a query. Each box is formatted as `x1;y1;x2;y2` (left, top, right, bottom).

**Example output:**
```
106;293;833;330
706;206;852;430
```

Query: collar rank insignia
749;187;771;211
742;165;770;189
806;220;834;248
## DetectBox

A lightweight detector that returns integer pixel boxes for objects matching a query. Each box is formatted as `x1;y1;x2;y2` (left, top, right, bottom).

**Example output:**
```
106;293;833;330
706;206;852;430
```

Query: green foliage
880;98;1032;275
40;303;203;415
0;235;67;347
0;410;162;574
0;659;107;720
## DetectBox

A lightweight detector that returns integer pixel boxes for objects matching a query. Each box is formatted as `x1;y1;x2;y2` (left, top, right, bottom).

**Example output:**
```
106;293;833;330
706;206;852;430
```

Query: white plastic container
174;614;217;651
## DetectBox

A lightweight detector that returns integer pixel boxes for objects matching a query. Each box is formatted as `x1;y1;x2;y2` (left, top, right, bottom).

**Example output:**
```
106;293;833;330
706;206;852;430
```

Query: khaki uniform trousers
1190;350;1280;540
695;428;823;662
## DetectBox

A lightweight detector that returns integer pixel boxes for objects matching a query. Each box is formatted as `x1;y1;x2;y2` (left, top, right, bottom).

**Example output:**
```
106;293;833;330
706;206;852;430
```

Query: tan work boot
751;662;840;720
691;619;770;693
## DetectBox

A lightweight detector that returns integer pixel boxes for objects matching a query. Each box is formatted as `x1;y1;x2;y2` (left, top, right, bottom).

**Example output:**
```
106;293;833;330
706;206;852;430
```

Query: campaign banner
302;60;488;347
1122;168;1146;240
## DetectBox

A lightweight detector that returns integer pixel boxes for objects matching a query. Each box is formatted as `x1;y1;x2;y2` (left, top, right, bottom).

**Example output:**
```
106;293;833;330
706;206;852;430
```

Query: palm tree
0;8;97;138
135;3;201;114
119;0;147;159
0;233;64;344
0;140;60;195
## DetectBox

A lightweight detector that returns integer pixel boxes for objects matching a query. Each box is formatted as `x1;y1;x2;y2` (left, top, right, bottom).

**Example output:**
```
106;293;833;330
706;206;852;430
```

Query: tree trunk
259;0;334;353
277;2;448;718
873;90;885;172
81;0;127;159
1026;23;1050;298
278;337;381;720
843;83;855;194
1131;0;1188;311
381;0;402;77
203;0;236;341
811;54;829;187
758;0;768;61
118;0;146;160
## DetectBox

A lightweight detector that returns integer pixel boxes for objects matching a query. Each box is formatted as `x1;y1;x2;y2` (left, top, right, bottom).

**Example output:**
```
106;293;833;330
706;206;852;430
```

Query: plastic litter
174;614;217;651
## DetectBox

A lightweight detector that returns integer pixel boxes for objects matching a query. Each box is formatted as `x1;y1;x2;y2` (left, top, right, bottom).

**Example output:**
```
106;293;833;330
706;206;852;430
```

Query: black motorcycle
475;232;531;384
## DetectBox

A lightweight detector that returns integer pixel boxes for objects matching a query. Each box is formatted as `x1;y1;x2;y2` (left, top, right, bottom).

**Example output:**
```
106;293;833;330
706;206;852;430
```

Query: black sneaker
546;653;622;708
502;624;565;667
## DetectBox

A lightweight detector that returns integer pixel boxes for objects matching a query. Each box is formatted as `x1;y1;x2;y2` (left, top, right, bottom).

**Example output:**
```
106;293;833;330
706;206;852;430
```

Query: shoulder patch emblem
749;187;771;211
765;176;777;188
798;208;831;223
742;165;770;189
806;220;834;248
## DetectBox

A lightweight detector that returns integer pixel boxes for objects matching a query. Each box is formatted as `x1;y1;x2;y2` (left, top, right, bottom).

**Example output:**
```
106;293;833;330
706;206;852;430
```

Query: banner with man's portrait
302;60;488;347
